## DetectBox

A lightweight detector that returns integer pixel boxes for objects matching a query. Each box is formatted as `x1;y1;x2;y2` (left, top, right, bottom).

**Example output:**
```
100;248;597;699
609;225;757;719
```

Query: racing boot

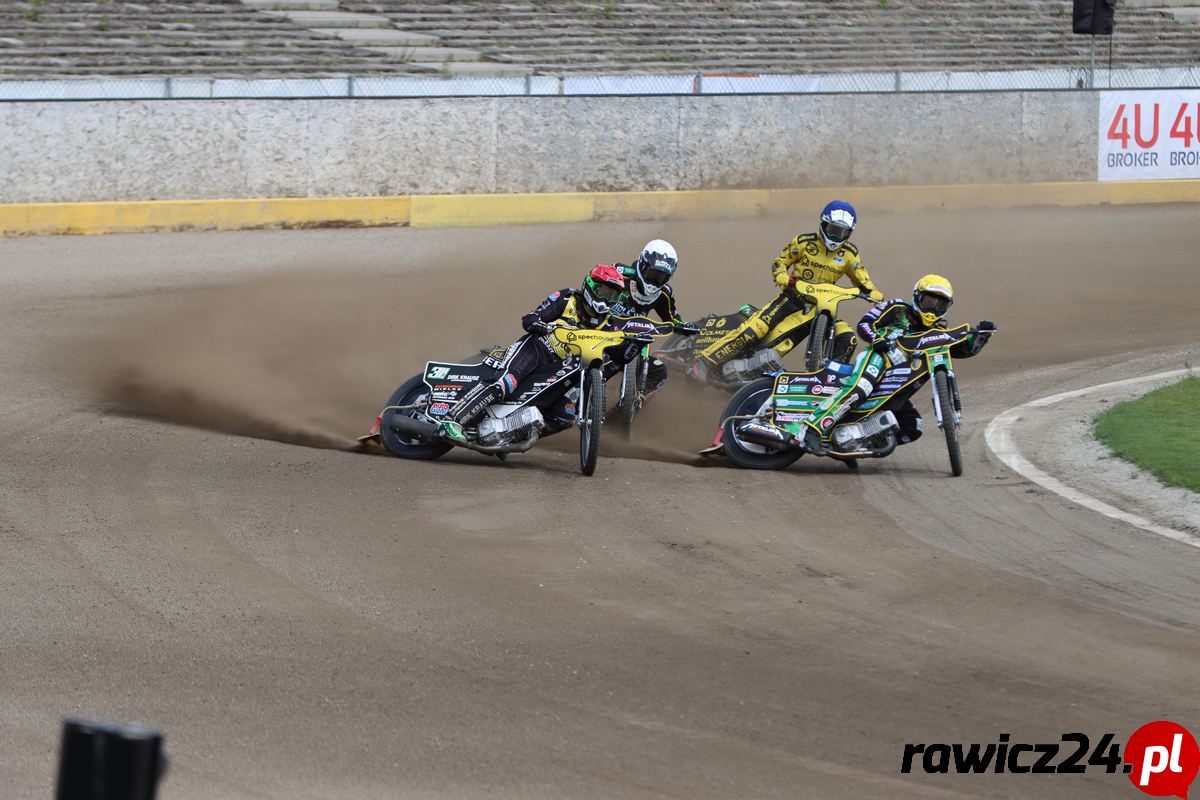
696;312;770;375
831;331;857;363
722;348;784;380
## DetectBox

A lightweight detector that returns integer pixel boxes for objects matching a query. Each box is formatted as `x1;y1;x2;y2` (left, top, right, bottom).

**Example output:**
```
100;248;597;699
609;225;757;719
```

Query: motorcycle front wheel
804;312;832;372
934;369;963;477
579;367;605;476
616;355;644;437
720;378;802;470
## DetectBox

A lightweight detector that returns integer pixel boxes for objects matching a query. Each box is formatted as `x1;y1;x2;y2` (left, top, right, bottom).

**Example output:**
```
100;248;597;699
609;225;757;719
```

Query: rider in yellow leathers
692;200;884;381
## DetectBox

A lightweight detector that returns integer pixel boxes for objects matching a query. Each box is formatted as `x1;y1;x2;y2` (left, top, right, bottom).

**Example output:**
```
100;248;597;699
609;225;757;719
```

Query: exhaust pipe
389;413;439;440
734;421;794;451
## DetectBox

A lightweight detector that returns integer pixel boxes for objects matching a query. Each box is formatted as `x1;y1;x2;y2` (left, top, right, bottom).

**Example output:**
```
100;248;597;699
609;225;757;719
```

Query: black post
56;719;167;800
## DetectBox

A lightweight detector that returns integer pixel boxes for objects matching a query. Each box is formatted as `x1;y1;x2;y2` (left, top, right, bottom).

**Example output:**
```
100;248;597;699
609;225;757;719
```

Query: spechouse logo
901;723;1200;797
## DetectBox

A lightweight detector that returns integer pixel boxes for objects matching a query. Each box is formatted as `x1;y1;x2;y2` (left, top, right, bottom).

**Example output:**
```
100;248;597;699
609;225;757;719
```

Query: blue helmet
819;200;856;251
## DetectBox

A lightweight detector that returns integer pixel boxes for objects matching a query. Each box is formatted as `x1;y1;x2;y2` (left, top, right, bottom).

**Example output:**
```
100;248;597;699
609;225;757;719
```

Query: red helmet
581;264;625;316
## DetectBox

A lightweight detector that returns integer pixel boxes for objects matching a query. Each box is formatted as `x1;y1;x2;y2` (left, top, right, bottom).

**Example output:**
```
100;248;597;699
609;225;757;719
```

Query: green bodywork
767;327;962;436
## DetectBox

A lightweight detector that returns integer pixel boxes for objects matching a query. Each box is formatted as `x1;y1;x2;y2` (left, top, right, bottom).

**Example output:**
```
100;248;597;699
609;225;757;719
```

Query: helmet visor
589;279;622;304
642;263;674;288
820;219;853;246
916;291;952;317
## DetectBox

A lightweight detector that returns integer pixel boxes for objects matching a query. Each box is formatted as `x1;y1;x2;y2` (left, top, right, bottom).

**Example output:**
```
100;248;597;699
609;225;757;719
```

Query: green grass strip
1094;376;1200;492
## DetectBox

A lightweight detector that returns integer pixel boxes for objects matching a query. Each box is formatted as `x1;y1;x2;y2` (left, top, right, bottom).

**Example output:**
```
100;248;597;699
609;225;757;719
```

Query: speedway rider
436;265;627;444
692;201;884;381
605;239;695;401
797;274;996;455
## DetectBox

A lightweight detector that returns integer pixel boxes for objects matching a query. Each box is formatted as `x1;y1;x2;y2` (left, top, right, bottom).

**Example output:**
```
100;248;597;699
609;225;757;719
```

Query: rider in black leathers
436;265;625;444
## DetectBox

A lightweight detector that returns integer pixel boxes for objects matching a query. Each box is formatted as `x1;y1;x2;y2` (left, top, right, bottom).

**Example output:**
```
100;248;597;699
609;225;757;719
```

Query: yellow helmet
912;274;954;326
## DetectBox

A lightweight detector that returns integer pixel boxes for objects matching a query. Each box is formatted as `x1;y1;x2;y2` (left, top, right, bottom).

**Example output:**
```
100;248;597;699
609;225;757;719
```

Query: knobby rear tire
580;367;605;476
379;374;452;461
720;378;802;470
934;370;963;477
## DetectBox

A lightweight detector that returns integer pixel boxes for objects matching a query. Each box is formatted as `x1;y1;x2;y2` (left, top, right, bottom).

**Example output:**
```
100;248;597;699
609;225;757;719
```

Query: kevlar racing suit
605;263;689;401
698;233;882;373
801;299;993;444
445;288;607;428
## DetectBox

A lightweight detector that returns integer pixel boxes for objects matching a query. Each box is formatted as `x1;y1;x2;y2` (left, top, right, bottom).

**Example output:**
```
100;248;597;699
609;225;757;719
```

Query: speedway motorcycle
706;323;994;477
360;324;658;476
654;280;874;391
604;315;697;437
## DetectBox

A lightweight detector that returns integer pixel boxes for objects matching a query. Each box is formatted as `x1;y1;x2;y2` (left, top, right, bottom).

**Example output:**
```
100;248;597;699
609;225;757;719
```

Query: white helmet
630;239;678;306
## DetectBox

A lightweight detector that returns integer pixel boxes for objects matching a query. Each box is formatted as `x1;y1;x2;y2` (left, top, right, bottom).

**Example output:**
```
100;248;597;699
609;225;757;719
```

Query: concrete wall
1;92;1098;203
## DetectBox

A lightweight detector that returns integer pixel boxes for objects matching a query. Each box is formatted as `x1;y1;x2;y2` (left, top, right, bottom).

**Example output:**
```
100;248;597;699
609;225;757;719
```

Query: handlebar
546;321;674;340
783;279;875;303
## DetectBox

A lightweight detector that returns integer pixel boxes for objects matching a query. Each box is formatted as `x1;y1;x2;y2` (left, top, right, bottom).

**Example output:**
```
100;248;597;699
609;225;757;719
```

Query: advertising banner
1099;90;1200;181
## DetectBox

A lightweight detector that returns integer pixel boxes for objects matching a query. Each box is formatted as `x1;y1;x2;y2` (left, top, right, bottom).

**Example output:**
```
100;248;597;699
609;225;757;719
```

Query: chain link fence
2;66;1199;100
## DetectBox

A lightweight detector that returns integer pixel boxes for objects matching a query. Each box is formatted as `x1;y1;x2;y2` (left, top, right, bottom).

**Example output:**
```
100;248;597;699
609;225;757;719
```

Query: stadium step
240;0;340;9
406;61;532;76
1124;0;1200;6
1168;8;1200;21
363;46;482;62
310;27;439;46
259;10;392;29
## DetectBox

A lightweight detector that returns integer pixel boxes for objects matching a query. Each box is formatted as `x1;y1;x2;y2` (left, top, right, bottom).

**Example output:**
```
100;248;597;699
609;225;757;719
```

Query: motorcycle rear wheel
934;370;963;476
379;374;453;460
579;367;605;476
721;378;802;470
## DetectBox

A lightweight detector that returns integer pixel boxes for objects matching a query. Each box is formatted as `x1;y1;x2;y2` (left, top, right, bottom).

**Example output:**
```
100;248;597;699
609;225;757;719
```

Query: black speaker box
1073;0;1115;35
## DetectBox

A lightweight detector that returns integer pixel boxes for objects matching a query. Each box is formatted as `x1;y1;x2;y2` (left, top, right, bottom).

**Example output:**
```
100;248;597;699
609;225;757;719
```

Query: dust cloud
84;232;741;462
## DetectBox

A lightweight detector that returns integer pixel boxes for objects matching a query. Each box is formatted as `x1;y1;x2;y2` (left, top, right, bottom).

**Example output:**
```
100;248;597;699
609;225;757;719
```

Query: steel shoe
436;420;468;445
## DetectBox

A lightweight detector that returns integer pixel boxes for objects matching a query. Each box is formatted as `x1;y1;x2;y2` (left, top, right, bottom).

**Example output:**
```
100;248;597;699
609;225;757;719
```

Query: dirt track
2;205;1199;799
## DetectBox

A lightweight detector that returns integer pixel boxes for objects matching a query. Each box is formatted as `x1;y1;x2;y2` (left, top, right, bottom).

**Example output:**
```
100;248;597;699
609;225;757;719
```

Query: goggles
642;262;674;287
820;220;853;245
589;280;622;303
916;291;952;317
